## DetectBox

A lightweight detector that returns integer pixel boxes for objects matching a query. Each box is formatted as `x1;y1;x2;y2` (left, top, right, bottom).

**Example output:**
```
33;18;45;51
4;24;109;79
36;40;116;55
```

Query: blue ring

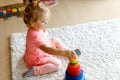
65;70;85;80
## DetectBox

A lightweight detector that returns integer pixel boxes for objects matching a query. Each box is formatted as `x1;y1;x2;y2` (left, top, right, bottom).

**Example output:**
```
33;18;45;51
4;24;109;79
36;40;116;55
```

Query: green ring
70;61;77;65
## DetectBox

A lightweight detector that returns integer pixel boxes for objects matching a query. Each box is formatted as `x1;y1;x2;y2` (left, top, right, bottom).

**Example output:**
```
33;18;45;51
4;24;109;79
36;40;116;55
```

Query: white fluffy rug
10;19;120;80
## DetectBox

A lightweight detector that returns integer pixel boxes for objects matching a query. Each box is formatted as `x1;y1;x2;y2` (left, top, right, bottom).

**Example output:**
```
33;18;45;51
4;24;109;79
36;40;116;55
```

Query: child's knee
50;58;62;69
55;59;62;70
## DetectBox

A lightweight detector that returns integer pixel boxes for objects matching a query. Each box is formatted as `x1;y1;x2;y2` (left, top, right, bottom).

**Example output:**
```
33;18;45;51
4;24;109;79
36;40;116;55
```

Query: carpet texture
10;19;120;80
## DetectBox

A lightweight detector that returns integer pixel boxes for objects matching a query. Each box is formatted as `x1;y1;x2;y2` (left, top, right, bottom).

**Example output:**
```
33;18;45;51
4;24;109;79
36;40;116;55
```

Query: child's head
24;0;50;30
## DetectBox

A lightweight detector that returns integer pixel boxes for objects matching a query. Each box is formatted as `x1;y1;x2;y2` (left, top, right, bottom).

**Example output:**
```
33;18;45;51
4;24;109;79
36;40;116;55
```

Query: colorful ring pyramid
65;57;85;80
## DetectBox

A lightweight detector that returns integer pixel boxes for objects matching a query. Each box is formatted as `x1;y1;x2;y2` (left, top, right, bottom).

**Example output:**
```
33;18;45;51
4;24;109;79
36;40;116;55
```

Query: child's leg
34;57;61;75
34;63;59;75
23;57;61;77
50;38;67;50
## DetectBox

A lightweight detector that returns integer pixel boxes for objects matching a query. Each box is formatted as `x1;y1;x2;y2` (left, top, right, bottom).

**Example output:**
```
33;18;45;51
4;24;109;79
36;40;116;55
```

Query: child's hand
64;50;76;61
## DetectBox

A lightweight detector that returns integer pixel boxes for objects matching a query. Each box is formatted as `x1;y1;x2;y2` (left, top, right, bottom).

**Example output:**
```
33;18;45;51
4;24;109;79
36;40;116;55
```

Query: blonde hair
23;1;50;28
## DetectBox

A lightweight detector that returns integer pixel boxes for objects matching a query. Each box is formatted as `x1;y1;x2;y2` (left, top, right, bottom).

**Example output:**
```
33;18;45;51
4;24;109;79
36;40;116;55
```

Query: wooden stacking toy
0;6;24;19
65;56;85;80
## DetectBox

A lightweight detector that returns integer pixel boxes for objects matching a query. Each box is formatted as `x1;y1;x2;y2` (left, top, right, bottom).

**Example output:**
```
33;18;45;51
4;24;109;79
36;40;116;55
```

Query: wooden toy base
0;3;24;19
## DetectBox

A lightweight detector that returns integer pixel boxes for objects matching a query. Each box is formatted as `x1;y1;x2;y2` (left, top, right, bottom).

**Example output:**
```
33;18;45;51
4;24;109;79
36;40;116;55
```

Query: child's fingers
67;51;76;60
64;50;76;60
71;51;76;59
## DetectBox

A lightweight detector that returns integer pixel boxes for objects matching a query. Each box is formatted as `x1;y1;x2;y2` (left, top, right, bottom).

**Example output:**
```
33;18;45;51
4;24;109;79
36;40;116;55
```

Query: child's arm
39;45;75;60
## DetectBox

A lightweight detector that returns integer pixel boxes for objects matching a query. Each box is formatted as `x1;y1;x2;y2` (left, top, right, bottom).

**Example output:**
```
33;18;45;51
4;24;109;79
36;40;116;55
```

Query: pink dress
24;28;60;68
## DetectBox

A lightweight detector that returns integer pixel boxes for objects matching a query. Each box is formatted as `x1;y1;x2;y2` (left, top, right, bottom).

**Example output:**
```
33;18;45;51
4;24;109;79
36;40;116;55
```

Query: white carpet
10;19;120;80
